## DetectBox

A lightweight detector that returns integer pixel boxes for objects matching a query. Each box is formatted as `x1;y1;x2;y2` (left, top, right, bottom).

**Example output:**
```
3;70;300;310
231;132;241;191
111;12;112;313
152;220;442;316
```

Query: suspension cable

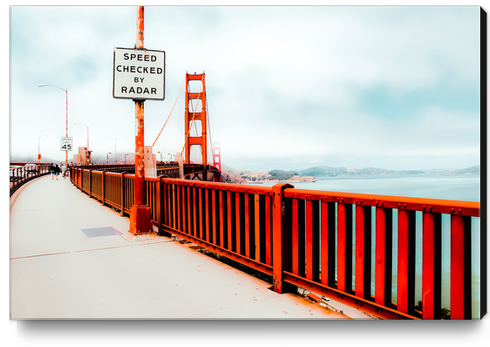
152;76;186;148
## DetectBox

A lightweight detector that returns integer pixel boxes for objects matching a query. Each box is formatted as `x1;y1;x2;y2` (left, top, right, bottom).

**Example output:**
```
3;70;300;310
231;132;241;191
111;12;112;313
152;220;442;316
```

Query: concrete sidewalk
10;175;369;320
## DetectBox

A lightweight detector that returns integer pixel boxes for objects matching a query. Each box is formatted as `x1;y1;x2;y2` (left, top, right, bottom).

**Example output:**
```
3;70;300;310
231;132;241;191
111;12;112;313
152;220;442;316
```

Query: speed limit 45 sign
60;137;73;151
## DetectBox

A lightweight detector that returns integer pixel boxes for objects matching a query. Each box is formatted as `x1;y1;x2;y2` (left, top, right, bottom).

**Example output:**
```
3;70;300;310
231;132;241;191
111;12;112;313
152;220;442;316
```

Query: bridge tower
213;142;221;171
184;73;207;165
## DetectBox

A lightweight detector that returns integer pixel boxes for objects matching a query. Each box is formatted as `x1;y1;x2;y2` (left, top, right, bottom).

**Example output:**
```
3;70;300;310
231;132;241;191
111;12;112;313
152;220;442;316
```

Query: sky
9;4;482;172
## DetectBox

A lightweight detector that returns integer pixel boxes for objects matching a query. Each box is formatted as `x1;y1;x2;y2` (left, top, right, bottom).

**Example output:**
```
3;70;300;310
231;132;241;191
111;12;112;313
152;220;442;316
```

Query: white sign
113;47;165;101
60;137;73;151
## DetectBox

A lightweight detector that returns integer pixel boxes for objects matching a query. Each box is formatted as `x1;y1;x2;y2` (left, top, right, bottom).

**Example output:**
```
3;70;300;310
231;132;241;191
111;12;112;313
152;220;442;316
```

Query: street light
38;135;48;165
108;137;117;164
107;152;112;164
75;122;89;150
38;84;68;168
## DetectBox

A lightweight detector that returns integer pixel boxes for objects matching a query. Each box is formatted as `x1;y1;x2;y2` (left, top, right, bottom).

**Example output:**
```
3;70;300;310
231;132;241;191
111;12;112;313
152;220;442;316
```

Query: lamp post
38;135;48;165
75;123;89;150
38;84;68;168
107;152;112;164
108;137;117;164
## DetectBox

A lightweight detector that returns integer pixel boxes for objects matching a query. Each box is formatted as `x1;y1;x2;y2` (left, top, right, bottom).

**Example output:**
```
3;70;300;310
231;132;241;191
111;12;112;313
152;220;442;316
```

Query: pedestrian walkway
10;175;370;319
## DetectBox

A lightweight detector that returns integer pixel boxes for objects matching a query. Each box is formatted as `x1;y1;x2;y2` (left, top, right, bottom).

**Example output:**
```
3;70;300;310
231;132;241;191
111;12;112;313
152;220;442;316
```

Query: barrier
10;164;51;196
69;167;482;320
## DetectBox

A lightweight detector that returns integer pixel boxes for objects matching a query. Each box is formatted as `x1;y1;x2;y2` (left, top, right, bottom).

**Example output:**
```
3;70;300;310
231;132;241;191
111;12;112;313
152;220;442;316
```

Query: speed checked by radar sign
113;47;166;101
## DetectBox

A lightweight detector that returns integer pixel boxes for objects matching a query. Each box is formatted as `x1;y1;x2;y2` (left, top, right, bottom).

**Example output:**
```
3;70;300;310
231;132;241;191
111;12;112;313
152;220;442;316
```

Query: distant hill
219;164;480;182
444;165;480;175
10;154;62;164
296;165;480;178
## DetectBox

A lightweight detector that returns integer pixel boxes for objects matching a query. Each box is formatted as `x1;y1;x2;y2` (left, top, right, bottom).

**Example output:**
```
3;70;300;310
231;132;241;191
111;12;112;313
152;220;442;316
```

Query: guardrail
10;164;51;196
70;167;483;320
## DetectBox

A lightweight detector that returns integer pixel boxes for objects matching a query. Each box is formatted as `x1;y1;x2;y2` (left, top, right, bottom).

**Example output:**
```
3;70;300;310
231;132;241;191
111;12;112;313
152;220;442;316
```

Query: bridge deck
10;175;369;319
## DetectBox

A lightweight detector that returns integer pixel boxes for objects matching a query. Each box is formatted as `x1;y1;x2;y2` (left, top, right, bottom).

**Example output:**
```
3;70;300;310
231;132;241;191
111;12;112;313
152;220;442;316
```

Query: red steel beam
272;183;293;294
337;203;352;293
176;184;181;231
422;211;442;320
212;189;217;244
355;205;372;300
187;185;191;236
450;215;472;319
282;188;479;217
245;193;250;258
397;209;416;315
265;195;272;266
305;200;320;282
235;192;241;255
219;190;224;248
292;199;299;276
254;193;261;262
375;206;393;307
321;201;336;287
227;191;232;251
192;186;197;237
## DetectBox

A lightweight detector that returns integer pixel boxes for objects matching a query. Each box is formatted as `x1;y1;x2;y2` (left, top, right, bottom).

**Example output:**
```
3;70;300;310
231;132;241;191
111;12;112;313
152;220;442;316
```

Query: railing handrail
157;177;479;217
9;164;52;196
68;166;482;320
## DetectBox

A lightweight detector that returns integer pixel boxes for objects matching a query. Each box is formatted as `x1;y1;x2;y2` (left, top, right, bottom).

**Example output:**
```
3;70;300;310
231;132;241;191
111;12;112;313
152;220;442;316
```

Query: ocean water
249;175;482;318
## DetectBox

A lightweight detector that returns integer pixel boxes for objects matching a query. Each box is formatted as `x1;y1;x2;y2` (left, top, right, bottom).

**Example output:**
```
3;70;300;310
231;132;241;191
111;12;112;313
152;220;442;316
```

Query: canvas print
9;5;485;321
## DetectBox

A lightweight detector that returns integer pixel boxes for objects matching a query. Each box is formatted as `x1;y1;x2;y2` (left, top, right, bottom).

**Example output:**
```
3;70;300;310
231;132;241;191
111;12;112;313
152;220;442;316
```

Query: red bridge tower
184;73;207;165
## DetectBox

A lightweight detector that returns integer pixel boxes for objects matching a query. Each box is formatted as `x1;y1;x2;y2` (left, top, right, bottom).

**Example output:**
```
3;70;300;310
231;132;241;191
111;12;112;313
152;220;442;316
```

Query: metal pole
108;137;117;164
75;123;89;150
66;88;68;167
134;6;145;207
37;84;68;166
128;5;152;234
38;135;47;165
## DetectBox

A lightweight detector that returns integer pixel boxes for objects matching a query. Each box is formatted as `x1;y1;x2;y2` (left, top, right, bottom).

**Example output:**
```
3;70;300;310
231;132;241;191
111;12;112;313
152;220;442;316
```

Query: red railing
10;164;51;196
70;167;481;320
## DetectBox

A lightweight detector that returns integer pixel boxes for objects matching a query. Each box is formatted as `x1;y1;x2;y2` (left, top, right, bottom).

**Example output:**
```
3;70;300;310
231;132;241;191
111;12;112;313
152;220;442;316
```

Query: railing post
120;172;125;216
88;169;92;198
422;211;442;319
272;183;293;294
450;215;472;319
355;204;372;300
375;206;393;307
337;202;353;293
101;171;106;206
157;176;172;237
397;209;416;315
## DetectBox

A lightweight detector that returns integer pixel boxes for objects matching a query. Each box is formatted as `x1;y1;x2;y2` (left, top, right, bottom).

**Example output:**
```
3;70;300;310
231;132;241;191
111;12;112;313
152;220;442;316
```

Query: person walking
49;164;56;180
54;164;61;180
61;164;67;179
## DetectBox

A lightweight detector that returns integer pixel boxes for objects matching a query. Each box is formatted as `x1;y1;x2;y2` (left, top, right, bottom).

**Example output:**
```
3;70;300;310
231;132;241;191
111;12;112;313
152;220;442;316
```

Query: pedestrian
62;164;67;179
49;164;56;180
54;164;61;180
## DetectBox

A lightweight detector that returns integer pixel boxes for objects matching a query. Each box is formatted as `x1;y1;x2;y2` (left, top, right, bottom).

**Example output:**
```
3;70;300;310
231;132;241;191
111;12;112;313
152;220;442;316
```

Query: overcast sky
9;4;481;171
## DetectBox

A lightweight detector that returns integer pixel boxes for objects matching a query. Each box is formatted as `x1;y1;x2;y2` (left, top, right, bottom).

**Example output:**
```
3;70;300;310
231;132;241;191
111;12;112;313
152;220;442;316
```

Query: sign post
112;6;165;234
